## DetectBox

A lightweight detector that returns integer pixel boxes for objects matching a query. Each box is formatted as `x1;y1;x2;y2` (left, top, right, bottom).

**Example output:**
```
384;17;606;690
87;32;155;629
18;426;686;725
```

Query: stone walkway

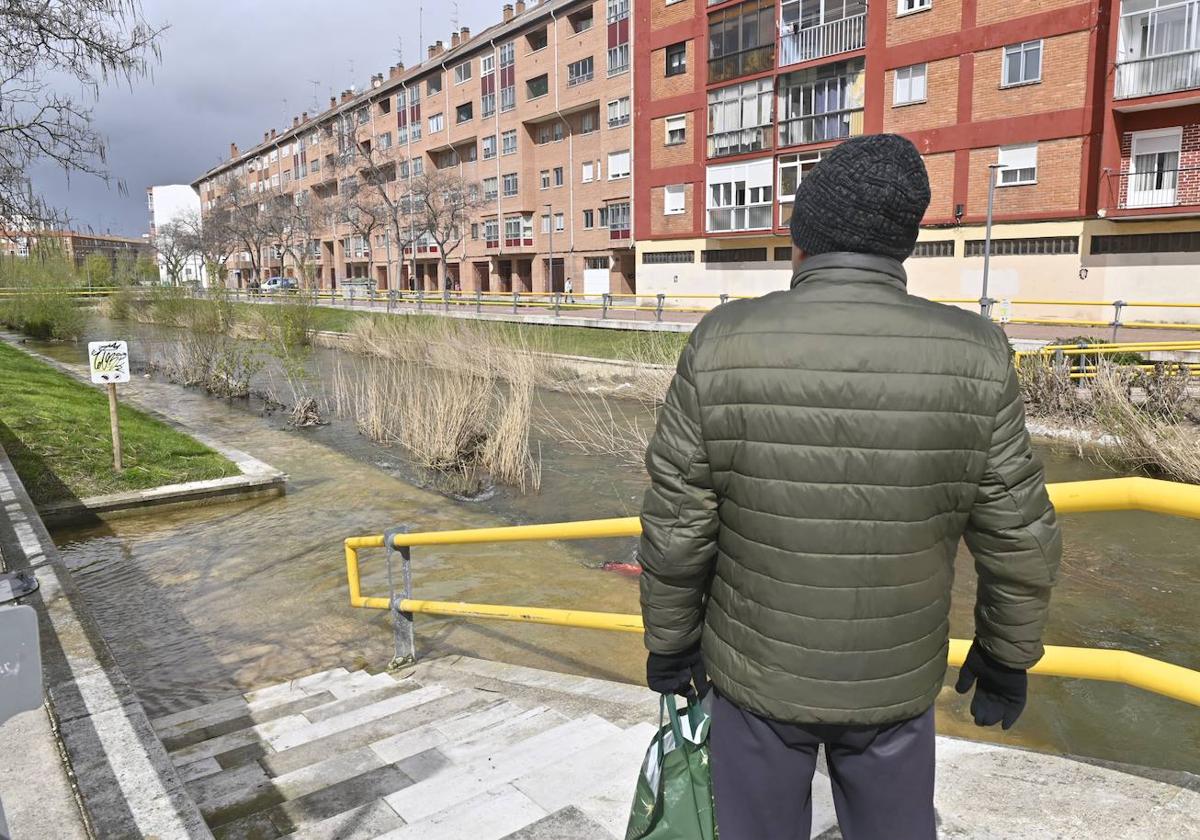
159;656;1199;840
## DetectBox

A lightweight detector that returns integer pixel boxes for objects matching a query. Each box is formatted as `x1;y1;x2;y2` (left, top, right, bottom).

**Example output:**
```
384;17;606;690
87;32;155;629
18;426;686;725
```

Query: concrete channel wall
0;442;213;838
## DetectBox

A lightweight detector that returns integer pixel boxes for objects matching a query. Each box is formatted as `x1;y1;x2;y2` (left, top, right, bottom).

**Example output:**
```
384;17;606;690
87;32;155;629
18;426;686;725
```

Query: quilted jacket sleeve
638;336;719;656
963;360;1062;669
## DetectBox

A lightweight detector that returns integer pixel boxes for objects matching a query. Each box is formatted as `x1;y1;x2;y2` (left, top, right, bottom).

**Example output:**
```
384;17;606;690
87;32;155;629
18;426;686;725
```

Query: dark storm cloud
30;0;491;235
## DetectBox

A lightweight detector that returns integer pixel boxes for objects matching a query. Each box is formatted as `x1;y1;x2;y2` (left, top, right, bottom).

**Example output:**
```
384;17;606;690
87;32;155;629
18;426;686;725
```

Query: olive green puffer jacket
639;252;1061;726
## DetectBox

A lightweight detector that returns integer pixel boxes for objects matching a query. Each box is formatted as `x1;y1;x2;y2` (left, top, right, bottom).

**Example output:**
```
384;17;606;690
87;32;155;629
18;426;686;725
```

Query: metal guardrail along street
344;477;1200;707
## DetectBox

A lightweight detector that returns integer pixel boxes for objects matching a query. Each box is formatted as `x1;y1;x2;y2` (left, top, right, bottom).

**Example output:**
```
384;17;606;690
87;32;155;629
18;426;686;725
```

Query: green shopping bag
624;694;717;840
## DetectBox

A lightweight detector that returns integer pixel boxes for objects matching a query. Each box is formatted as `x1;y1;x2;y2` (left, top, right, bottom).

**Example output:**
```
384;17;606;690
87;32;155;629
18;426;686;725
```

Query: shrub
0;248;88;339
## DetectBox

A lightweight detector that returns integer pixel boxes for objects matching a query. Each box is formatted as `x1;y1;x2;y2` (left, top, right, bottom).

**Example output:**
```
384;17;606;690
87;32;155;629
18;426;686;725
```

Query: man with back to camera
638;133;1061;840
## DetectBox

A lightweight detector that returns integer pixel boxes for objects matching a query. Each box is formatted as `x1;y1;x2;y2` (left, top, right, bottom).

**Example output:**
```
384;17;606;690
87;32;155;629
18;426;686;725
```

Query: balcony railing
707;126;773;158
1113;167;1200;210
708;44;775;84
778;107;864;147
779;13;866;67
706;204;773;233
1115;49;1200;99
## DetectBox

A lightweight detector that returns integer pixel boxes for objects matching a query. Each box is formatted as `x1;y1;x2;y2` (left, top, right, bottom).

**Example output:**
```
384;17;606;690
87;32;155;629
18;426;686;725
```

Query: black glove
954;640;1028;730
646;644;708;698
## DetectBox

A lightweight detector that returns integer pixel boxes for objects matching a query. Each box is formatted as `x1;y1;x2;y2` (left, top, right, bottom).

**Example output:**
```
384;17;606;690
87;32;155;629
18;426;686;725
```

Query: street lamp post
980;162;1005;318
544;202;554;295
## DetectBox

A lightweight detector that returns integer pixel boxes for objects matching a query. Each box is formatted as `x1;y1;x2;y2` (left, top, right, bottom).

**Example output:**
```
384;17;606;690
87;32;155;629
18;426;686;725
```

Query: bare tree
223;178;273;287
154;220;196;285
341;134;418;290
276;192;327;289
409;168;483;291
178;207;234;288
331;177;388;286
0;1;163;223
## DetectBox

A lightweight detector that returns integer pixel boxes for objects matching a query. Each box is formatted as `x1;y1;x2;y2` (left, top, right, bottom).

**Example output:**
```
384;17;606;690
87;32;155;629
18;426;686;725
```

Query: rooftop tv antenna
307;80;321;112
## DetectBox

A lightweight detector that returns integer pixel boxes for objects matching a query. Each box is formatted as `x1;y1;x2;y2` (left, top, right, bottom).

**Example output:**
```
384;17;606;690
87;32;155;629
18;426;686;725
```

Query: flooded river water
32;316;1200;774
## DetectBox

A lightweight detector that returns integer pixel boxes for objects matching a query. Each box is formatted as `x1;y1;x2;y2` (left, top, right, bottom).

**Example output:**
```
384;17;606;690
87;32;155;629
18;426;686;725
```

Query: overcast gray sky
31;0;497;236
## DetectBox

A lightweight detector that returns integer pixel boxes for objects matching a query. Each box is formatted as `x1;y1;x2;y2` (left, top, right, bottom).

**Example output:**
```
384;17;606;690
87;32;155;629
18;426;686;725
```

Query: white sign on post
88;340;130;384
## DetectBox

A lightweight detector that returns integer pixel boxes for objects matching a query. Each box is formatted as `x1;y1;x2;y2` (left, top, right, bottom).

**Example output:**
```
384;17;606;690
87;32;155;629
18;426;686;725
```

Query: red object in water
602;561;642;577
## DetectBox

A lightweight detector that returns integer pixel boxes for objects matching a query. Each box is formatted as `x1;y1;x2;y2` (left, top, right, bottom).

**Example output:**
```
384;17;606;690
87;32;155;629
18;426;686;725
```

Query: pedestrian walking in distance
638;133;1061;840
565;277;575;304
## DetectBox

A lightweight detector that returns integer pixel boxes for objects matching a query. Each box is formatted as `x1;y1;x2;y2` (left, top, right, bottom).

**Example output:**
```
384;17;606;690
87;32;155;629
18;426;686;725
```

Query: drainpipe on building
490;37;503;285
548;4;574;285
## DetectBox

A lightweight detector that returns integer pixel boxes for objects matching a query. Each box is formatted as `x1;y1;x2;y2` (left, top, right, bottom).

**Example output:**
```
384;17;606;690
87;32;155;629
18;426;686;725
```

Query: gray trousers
710;692;936;840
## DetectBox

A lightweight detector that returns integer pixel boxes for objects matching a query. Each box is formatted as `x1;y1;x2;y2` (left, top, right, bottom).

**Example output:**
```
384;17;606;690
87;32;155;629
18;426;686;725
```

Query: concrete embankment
0;440;213;838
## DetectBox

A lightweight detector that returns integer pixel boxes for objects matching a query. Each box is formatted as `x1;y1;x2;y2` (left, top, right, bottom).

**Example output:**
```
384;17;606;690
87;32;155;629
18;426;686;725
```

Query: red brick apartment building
635;0;1200;320
193;0;636;295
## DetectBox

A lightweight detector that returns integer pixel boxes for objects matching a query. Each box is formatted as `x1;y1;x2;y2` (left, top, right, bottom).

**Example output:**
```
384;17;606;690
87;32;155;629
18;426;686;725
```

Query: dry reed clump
331;319;543;493
1089;363;1200;484
146;293;262;398
1016;355;1090;421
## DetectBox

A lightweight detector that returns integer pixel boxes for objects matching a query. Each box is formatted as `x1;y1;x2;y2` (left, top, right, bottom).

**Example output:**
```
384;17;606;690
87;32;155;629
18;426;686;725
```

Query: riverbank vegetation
1017;355;1200;484
0;341;237;506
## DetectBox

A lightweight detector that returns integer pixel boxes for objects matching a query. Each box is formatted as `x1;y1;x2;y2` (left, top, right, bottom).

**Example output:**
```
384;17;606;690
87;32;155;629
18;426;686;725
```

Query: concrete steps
155;656;1200;840
156;657;659;839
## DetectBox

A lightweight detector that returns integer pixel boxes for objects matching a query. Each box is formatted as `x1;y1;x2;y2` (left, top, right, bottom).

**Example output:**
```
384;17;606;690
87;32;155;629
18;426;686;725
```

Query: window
607;0;631;75
455;62;472;84
706;158;774;232
778;58;865;146
998;143;1037;186
702;248;768;263
504;215;531;247
527;27;548;52
608;150;631;179
568;57;594;86
1092;231;1200;255
965;237;1078;257
664;184;686;215
570;8;594;32
554;213;565;231
893;64;927;105
483;176;498;199
471;223;479;240
411;157;424;176
500;42;516;111
642;250;695;264
461;143;477;163
911;241;955;258
582;161;596;182
377;132;393;149
502;172;519;196
665;42;687;76
541;214;551;234
357;108;369;125
608;201;631;239
378;98;392;115
482;135;497;159
502;129;518;155
583;209;595;228
599;206;609;227
484;219;499;246
527;73;549;99
708;0;775;84
580;110;598;134
607;97;631;127
481;54;496;116
665;115;687;145
585;256;610;270
554;167;564;186
456;102;473;123
1003;40;1042;87
898;0;931;14
541;169;551;189
537;121;565;144
777;151;823;225
1128;128;1182;208
429;113;444;133
707;78;772;157
427;75;442;96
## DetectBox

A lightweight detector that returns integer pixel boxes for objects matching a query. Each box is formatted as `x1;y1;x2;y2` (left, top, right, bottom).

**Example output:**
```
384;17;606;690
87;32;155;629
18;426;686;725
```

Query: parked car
261;276;298;294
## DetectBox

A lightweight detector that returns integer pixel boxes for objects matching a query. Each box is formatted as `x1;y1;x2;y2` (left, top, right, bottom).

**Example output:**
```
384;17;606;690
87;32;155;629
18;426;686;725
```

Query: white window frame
428;113;444;133
706;158;774;233
664;184;686;215
501;130;518;155
1002;40;1043;88
582;161;595;183
1128;127;1182;208
554;212;565;231
665;115;687;145
454;62;472;84
997;143;1038;186
482;135;497;159
897;0;931;16
607;97;631;128
893;64;927;106
608;149;631;180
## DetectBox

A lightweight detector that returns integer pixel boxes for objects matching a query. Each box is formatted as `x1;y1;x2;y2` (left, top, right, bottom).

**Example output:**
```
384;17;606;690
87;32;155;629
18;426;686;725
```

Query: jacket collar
790;252;909;291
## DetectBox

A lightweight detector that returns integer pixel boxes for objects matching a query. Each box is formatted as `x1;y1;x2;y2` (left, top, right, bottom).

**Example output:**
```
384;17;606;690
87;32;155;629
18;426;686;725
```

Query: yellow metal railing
344;477;1200;706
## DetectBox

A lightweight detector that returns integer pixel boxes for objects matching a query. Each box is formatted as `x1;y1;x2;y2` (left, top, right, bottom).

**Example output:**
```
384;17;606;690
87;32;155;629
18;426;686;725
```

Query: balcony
706;204;773;233
708;44;775;85
778;107;864;147
1110;167;1200;213
1115;49;1200;99
708;126;772;158
779;13;866;67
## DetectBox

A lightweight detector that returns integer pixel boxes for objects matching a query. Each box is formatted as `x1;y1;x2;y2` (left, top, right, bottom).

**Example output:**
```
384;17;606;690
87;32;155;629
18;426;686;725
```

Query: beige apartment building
193;0;637;295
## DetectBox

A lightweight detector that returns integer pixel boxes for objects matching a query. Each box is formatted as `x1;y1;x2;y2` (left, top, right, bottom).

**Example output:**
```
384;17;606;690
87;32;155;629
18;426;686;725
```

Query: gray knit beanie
789;134;931;263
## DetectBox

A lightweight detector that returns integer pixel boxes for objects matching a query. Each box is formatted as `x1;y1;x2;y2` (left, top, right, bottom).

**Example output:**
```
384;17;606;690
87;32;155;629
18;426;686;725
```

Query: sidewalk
0;707;87;839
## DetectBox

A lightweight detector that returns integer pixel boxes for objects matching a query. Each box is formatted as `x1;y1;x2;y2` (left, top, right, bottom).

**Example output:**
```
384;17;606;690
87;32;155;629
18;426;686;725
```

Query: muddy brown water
28;317;1200;774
